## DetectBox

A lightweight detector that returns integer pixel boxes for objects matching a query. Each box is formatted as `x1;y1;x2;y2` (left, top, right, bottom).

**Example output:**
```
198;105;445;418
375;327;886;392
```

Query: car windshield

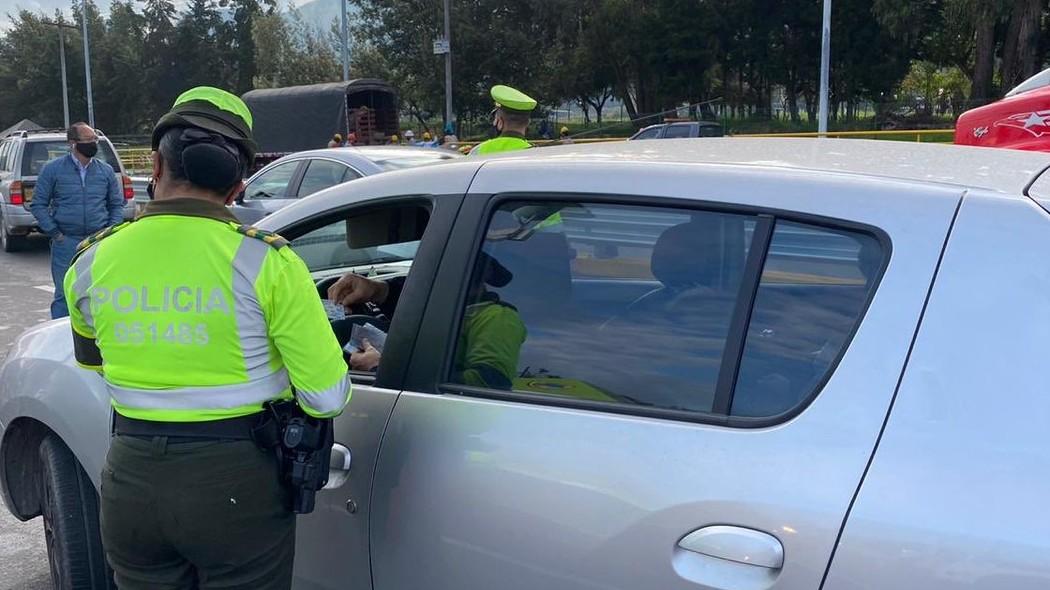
372;152;455;171
21;139;120;176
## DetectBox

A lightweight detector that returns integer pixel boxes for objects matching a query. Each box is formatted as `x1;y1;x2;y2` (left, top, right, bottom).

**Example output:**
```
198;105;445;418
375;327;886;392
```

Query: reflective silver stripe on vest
231;237;273;380
70;244;99;330
108;368;290;410
296;375;352;416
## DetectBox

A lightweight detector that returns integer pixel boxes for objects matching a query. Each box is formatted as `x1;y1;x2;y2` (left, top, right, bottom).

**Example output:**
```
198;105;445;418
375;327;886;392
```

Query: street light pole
81;0;95;128
443;0;453;127
59;30;70;129
340;0;349;81
817;0;831;135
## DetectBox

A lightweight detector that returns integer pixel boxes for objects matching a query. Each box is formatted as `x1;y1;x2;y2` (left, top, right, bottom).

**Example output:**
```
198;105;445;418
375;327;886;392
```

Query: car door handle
323;443;352;490
678;525;784;569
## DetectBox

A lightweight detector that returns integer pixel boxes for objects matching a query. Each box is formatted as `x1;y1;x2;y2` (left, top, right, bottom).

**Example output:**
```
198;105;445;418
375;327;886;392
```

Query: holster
251;400;334;514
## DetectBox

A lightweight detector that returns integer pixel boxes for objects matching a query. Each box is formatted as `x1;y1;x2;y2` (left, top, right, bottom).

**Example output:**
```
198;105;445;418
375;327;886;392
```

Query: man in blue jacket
30;123;123;318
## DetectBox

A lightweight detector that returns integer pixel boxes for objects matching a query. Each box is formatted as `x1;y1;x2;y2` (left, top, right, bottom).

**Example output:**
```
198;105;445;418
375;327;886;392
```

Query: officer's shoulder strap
233;224;290;249
74;221;134;260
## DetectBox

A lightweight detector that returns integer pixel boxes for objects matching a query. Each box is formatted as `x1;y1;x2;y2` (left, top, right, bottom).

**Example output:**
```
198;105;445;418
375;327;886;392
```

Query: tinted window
245;160;299;200
731;222;882;417
699;125;724;137
297;159;353;198
448;201;755;413
663;124;693;138
632;127;662;140
20;140;120;176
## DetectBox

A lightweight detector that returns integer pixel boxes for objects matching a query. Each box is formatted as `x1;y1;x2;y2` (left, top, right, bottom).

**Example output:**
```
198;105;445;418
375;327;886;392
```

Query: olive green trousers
100;435;295;590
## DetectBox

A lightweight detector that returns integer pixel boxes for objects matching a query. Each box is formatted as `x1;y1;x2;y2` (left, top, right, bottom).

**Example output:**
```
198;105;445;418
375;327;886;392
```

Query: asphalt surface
0;235;59;589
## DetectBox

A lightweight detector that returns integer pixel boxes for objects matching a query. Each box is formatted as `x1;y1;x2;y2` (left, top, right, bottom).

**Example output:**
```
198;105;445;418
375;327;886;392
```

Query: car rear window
21;140;121;176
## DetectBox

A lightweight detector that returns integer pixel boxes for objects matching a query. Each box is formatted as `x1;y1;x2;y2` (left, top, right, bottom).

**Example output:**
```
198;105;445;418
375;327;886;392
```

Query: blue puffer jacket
29;154;124;238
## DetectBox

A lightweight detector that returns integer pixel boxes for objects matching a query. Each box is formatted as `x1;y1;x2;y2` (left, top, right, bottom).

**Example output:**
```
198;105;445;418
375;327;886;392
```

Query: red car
955;68;1050;152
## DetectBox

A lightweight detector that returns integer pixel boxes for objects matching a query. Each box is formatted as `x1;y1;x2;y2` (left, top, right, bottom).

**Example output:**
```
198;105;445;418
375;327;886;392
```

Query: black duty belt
113;413;260;440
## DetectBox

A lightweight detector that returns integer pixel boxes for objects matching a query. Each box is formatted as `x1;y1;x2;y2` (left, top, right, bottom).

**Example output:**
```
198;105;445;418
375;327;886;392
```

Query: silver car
0;130;135;252
230;146;461;224
2;138;1050;590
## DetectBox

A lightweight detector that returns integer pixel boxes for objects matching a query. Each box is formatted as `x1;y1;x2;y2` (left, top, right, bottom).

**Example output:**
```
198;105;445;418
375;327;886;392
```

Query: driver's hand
350;339;381;372
328;273;389;310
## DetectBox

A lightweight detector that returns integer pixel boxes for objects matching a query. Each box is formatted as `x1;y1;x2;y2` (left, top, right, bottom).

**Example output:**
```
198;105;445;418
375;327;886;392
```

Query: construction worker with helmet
471;85;537;155
64;86;350;589
560;126;574;144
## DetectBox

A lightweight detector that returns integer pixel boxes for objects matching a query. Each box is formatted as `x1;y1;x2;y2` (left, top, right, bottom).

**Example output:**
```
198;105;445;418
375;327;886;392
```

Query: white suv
0;129;134;252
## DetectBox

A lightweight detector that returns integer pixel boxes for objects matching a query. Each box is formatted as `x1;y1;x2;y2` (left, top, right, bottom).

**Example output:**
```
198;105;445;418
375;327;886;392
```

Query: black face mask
75;141;99;158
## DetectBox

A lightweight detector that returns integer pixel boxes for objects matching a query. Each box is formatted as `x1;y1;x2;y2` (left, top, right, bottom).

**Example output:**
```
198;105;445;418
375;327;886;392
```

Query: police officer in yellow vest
471;85;537;155
64;86;350;590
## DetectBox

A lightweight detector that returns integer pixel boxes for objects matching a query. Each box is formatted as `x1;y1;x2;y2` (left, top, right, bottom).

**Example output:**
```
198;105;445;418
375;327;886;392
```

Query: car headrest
651;220;723;289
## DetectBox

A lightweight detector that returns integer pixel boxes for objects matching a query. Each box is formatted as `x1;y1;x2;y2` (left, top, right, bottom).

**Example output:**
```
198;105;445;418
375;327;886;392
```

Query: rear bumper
0;203;37;234
0;202;135;234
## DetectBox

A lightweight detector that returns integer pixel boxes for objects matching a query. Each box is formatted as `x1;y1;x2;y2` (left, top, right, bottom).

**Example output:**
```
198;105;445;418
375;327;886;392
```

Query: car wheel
38;435;114;590
0;214;25;252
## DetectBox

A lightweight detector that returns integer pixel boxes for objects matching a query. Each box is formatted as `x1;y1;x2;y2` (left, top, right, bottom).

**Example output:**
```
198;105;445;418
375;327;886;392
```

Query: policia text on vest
62;86;351;590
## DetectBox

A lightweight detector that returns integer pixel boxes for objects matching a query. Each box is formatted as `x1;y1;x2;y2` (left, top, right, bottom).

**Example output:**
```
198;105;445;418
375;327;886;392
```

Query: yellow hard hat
423;131;432;140
560;126;569;134
491;85;537;113
391;134;399;142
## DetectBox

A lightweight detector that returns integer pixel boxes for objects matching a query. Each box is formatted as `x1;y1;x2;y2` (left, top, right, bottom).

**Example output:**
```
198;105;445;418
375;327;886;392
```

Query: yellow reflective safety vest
64;197;350;422
472;132;532;156
454;296;526;389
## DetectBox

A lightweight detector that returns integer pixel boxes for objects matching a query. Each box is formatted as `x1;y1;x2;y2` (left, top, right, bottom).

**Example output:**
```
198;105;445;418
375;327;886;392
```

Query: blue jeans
49;234;85;319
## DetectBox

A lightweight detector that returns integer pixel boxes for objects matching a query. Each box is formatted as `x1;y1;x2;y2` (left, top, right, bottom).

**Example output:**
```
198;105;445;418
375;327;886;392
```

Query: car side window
663;125;693;139
297;159;355;198
0;141;10;172
633;127;661;140
447;201;756;412
289;204;427;274
731;222;881;417
245;161;299;200
447;200;885;422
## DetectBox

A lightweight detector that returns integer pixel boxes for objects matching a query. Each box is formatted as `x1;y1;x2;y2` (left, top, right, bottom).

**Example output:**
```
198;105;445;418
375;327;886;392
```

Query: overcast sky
0;0;310;30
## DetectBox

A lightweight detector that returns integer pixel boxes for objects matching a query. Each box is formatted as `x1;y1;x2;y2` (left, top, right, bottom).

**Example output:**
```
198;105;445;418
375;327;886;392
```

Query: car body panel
2;139;1047;589
823;193;1050;590
0;321;112;497
368;159;964;589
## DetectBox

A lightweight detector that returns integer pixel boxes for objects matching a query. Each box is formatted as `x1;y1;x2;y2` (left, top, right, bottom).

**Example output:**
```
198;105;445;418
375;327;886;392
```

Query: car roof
265;145;460;172
483;137;1050;195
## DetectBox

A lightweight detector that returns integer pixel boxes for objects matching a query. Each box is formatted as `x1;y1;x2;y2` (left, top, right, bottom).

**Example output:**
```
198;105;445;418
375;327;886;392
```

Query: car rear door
368;161;962;590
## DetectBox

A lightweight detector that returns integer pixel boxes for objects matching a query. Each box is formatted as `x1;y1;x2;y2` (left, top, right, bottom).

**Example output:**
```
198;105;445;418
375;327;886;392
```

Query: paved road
0;235;58;590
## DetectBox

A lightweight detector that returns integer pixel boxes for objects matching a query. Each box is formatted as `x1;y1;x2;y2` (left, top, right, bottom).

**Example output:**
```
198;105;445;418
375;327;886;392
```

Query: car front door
232;159;305;224
267;162;481;590
368;161;963;590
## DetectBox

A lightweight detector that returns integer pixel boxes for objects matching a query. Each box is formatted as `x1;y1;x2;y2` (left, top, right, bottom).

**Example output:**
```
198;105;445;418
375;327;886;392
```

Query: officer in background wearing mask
30;122;124;318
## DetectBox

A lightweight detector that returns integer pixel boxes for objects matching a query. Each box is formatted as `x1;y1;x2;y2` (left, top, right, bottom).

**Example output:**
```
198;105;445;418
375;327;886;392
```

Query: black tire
0;215;26;252
38;435;115;590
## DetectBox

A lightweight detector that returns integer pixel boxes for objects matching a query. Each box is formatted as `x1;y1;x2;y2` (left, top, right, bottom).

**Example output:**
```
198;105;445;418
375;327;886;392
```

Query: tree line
0;0;340;135
1;0;1048;136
